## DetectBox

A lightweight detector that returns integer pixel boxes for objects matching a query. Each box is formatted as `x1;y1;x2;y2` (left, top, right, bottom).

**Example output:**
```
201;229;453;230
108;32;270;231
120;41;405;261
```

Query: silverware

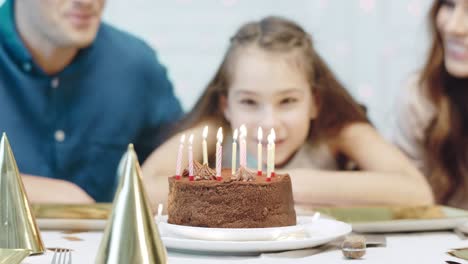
454;227;468;240
262;233;387;259
362;234;387;247
51;248;71;264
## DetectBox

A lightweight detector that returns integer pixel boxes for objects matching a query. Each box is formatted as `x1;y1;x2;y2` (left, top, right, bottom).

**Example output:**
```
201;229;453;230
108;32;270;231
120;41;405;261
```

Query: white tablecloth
21;231;467;264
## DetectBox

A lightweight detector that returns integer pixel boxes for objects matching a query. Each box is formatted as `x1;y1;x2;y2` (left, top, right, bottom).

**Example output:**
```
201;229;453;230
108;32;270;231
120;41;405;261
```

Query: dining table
9;204;467;264
19;227;468;263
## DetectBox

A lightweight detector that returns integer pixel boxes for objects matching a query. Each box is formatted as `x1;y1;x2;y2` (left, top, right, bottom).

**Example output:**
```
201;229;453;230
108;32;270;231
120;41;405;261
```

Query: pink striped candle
239;125;247;167
216;127;223;181
231;129;238;175
175;134;186;180
257;127;263;176
270;129;276;177
188;134;194;181
266;129;276;181
202;126;208;165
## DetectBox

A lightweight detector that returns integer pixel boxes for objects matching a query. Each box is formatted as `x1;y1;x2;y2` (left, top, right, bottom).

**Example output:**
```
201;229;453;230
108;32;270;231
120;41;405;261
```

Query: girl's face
223;46;317;165
437;0;468;77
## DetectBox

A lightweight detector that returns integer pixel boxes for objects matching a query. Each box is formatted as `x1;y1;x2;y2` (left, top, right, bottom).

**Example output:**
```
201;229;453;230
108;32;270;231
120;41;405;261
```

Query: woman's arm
289;123;434;207
22;174;95;204
141;122;219;211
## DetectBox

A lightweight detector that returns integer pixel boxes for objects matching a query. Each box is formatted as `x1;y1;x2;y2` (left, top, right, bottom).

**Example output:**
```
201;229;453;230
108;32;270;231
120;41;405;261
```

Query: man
0;0;183;203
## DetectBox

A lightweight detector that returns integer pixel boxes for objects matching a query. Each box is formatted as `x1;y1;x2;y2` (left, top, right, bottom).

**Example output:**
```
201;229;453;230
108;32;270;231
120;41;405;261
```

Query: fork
51;248;72;264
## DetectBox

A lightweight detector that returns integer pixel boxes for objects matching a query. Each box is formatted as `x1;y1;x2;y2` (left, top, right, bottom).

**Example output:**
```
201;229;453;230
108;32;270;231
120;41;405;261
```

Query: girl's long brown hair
420;1;468;204
179;16;367;148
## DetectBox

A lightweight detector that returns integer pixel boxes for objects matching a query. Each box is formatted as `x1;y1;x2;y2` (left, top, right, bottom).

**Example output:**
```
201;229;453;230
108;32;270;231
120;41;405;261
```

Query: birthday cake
167;163;296;228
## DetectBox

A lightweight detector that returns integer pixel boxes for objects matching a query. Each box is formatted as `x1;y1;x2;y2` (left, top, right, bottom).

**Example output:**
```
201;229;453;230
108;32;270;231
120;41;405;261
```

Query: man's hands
22;174;95;204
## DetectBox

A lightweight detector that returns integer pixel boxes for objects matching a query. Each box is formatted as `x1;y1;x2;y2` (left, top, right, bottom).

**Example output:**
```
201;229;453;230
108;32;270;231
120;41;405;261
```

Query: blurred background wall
103;0;433;137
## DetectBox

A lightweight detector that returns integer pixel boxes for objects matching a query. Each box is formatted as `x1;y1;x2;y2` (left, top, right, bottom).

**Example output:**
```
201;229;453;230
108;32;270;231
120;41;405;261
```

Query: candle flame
189;134;194;144
233;129;238;141
268;129;276;144
202;126;208;139
217;127;223;143
240;124;247;138
180;134;186;144
257;127;263;142
157;203;163;218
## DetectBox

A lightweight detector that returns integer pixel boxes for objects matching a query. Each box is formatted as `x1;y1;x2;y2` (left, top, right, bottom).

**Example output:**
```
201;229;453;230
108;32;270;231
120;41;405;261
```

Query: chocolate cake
167;166;296;228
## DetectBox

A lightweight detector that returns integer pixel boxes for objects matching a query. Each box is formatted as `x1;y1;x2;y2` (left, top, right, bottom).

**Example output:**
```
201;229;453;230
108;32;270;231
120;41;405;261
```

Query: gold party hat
95;144;167;264
0;248;31;264
0;133;45;254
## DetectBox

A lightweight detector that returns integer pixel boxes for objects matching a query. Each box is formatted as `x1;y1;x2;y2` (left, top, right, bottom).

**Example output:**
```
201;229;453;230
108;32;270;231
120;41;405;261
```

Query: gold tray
308;205;468;233
312;205;463;222
32;204;468;233
33;204;466;221
32;203;112;220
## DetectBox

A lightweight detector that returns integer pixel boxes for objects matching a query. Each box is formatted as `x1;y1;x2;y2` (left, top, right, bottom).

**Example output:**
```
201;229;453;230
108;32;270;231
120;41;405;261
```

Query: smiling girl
143;16;433;209
394;0;468;209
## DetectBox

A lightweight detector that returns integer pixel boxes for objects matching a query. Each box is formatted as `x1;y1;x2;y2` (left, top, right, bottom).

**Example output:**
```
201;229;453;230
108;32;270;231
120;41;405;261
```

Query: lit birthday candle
156;203;163;223
216;127;223;181
202;126;208;165
266;129;276;181
188;134;194;181
232;129;238;175
239;124;247;168
266;134;272;181
257;127;263;176
270;128;276;177
175;134;186;180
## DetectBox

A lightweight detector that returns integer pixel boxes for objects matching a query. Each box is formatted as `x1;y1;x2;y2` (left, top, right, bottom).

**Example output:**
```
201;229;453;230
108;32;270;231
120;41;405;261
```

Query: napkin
260;234;386;259
0;249;30;264
260;244;336;259
448;247;468;260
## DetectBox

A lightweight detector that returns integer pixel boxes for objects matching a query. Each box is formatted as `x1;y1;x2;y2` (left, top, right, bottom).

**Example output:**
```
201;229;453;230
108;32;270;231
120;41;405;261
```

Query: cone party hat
95;144;167;264
0;248;31;264
0;133;45;254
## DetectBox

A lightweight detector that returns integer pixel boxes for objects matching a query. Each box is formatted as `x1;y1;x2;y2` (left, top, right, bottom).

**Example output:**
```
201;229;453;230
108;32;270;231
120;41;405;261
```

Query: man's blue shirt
0;0;183;201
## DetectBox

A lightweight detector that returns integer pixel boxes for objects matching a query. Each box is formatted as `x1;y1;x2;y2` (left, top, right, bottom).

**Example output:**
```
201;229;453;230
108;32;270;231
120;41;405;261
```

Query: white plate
160;217;351;253
350;206;468;233
300;206;468;233
352;217;468;233
159;215;312;241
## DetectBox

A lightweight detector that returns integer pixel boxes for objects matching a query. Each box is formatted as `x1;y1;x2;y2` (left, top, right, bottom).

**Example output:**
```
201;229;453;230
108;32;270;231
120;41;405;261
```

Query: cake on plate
167;162;296;228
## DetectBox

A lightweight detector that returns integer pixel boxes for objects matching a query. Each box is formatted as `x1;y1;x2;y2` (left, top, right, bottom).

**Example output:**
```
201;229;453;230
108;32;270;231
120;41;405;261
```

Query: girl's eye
239;99;257;106
280;97;298;105
441;0;456;9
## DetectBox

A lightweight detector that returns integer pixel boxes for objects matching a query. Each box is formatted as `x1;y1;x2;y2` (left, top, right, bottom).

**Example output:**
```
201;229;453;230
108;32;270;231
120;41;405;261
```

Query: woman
143;16;433;209
394;0;468;209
